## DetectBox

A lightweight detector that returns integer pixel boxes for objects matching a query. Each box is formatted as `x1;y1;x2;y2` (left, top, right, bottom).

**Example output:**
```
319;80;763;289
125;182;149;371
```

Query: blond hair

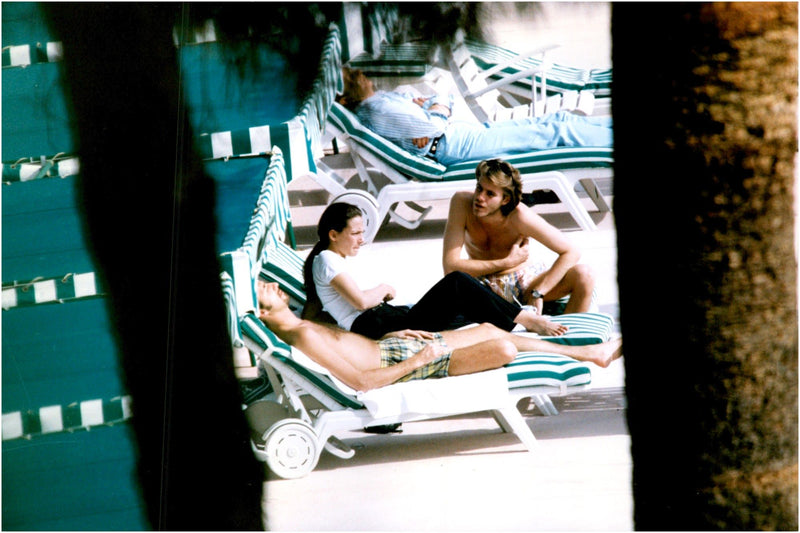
475;159;522;216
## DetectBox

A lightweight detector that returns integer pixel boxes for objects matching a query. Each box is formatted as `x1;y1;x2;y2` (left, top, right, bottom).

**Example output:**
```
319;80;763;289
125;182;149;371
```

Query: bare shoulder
450;190;473;208
508;203;551;234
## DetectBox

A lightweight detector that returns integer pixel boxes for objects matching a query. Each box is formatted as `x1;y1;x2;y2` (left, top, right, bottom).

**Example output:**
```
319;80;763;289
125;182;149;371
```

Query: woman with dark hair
302;202;568;340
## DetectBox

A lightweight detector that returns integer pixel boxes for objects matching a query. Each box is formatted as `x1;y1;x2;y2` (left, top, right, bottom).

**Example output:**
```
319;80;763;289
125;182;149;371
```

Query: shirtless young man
443;159;595;316
256;281;622;392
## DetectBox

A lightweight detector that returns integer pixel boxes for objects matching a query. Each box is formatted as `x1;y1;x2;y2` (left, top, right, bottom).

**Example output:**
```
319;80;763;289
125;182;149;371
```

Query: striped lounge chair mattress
328;102;613;184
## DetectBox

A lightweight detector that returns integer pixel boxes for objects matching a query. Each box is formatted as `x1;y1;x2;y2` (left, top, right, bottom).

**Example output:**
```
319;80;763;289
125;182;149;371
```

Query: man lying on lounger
338;67;613;167
256;281;622;392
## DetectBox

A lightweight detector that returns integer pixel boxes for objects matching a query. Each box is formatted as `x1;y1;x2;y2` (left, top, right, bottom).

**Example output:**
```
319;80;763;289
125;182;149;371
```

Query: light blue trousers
435;111;613;166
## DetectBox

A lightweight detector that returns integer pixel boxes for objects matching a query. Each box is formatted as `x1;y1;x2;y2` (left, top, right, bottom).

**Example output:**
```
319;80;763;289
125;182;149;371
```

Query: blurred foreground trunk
614;3;797;529
45;4;265;529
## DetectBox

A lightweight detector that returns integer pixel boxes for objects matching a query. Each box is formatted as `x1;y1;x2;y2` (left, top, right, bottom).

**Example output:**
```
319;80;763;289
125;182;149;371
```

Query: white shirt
312;250;363;330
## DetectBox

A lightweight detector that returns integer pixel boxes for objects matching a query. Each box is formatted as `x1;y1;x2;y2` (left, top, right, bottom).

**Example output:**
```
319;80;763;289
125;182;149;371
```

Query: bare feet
515;310;569;336
580;337;623;368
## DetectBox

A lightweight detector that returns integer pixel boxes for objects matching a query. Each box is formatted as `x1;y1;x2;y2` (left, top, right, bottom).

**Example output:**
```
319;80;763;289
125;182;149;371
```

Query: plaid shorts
480;262;548;304
378;333;452;383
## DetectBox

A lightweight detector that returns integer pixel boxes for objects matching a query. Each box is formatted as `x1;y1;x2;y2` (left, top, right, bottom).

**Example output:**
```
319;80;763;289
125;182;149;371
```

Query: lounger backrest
447;35;521;123
465;38;612;97
328;102;449;181
260;240;306;306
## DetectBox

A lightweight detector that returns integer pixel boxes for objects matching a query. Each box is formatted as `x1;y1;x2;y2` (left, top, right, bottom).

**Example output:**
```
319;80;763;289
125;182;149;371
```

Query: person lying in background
338;67;613;167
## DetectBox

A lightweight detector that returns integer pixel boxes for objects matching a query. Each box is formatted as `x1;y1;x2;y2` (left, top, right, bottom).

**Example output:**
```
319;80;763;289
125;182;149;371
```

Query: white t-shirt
312;250;363;330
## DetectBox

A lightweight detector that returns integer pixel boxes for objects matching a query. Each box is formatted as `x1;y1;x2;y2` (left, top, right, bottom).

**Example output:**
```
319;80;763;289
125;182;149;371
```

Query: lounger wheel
331;190;380;243
263;418;320;479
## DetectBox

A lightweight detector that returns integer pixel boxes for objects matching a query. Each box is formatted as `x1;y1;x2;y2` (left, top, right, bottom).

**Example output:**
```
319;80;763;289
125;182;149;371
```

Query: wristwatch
530;289;544;299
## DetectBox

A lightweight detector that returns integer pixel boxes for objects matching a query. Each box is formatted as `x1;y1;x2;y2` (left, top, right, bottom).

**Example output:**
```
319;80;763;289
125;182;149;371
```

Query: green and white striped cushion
465;38;612;97
329;102;449;180
2;395;132;441
506;353;592;389
240;147;292;271
259;150;292;249
260;240;307;306
328;102;614;183
2;272;102;310
537;311;615;346
196;119;314;182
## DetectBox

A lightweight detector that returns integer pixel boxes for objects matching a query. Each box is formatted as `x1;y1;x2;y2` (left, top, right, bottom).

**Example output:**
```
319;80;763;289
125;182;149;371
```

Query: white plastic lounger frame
318;102;612;234
238;312;595;479
444;29;596;120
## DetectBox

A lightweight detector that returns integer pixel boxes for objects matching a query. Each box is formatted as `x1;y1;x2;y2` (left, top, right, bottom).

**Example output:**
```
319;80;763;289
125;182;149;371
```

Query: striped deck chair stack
347;41;434;78
321;102;613;233
2;174;147;529
3;4;149;525
196;23;344;185
218;146;302;376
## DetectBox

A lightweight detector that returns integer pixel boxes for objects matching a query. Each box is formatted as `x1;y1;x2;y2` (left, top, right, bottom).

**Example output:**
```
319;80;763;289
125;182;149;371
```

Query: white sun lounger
236;309;600;479
443;29;597;121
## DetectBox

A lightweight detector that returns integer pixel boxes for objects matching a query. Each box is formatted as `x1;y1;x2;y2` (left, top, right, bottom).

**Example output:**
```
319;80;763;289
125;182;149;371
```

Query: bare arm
329;271;395;311
514;208;581;295
442;193;528;276
294;327;443;392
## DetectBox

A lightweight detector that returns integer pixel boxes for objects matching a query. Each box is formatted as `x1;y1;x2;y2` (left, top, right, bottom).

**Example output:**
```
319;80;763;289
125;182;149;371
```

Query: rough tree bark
614;3;797;530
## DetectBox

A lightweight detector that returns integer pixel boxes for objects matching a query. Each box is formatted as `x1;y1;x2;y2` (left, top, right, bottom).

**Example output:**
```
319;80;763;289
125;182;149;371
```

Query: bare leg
440;323;622;368
447;338;517;376
540;264;595;314
509;335;622;368
438;323;512;349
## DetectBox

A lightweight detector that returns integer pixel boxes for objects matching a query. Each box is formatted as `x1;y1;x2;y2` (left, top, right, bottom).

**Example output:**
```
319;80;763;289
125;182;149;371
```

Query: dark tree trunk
44;4;264;530
614;2;798;530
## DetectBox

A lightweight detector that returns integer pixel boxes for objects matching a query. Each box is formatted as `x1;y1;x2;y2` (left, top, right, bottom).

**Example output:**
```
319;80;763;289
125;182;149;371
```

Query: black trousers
350;271;521;339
